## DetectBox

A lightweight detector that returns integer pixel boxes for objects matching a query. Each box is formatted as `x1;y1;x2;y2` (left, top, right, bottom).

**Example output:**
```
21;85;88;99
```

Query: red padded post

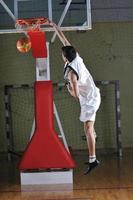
19;81;75;170
28;31;47;58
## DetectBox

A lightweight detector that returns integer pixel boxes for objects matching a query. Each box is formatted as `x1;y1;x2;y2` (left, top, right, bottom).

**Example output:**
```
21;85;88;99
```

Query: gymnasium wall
0;21;133;152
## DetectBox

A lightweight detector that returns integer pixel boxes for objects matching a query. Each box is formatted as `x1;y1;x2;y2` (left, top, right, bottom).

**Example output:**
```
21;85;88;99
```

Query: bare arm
67;71;79;99
49;20;71;46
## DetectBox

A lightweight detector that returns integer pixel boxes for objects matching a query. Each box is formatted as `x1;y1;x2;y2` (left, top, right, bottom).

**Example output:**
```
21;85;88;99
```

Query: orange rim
16;17;48;26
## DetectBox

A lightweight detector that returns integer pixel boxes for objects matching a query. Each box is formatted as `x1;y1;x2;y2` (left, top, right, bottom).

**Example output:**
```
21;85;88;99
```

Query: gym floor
0;150;133;200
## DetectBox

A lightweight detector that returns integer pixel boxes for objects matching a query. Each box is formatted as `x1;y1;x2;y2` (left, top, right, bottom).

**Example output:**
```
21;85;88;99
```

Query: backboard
0;0;91;34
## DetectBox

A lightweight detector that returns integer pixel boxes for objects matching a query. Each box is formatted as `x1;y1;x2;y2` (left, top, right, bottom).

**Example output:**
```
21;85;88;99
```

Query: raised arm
49;20;71;46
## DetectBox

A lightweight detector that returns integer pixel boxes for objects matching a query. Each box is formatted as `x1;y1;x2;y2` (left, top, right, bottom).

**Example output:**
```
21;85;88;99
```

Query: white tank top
64;54;100;106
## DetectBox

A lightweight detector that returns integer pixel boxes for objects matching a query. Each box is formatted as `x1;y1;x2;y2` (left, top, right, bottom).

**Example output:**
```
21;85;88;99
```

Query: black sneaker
84;160;100;175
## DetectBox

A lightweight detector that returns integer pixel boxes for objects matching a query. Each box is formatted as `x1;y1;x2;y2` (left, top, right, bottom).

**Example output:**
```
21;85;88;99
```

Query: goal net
4;80;122;157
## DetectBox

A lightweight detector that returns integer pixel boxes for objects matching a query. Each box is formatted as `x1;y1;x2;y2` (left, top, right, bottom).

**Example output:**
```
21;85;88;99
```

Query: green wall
0;22;133;152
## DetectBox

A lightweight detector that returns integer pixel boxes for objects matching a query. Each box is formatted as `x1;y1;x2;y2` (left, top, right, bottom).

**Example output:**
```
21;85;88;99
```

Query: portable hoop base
20;169;73;185
16;20;76;188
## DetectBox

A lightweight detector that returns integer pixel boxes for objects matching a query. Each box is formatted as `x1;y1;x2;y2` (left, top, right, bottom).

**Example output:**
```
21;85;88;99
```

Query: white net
5;81;120;155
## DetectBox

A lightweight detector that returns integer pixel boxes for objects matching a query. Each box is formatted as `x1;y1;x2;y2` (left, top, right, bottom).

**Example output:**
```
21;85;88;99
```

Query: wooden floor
0;150;133;200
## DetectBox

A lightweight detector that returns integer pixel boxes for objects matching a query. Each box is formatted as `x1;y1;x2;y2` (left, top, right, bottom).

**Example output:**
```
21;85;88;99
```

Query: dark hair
61;46;76;62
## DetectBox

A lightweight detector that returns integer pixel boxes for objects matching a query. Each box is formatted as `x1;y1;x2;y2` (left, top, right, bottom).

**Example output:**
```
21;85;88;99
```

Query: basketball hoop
15;17;50;32
15;17;67;47
15;17;50;53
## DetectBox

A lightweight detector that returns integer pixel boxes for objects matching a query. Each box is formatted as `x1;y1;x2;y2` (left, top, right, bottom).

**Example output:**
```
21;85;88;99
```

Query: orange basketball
16;37;31;53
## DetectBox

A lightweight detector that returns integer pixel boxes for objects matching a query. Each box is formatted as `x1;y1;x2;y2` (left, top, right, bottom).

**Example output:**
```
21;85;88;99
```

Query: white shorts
79;93;101;122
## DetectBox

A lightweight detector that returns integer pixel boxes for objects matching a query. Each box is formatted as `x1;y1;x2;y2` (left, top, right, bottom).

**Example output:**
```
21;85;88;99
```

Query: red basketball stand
16;18;76;187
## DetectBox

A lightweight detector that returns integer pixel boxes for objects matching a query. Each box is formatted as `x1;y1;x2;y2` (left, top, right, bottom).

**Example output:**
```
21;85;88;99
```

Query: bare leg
84;121;95;156
84;121;100;174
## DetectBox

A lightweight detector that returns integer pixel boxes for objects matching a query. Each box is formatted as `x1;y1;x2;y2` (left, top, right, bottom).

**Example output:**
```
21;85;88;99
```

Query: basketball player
51;22;101;174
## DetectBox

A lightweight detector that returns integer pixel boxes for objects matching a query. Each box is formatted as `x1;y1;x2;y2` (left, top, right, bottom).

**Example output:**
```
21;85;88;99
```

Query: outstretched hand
47;19;71;46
